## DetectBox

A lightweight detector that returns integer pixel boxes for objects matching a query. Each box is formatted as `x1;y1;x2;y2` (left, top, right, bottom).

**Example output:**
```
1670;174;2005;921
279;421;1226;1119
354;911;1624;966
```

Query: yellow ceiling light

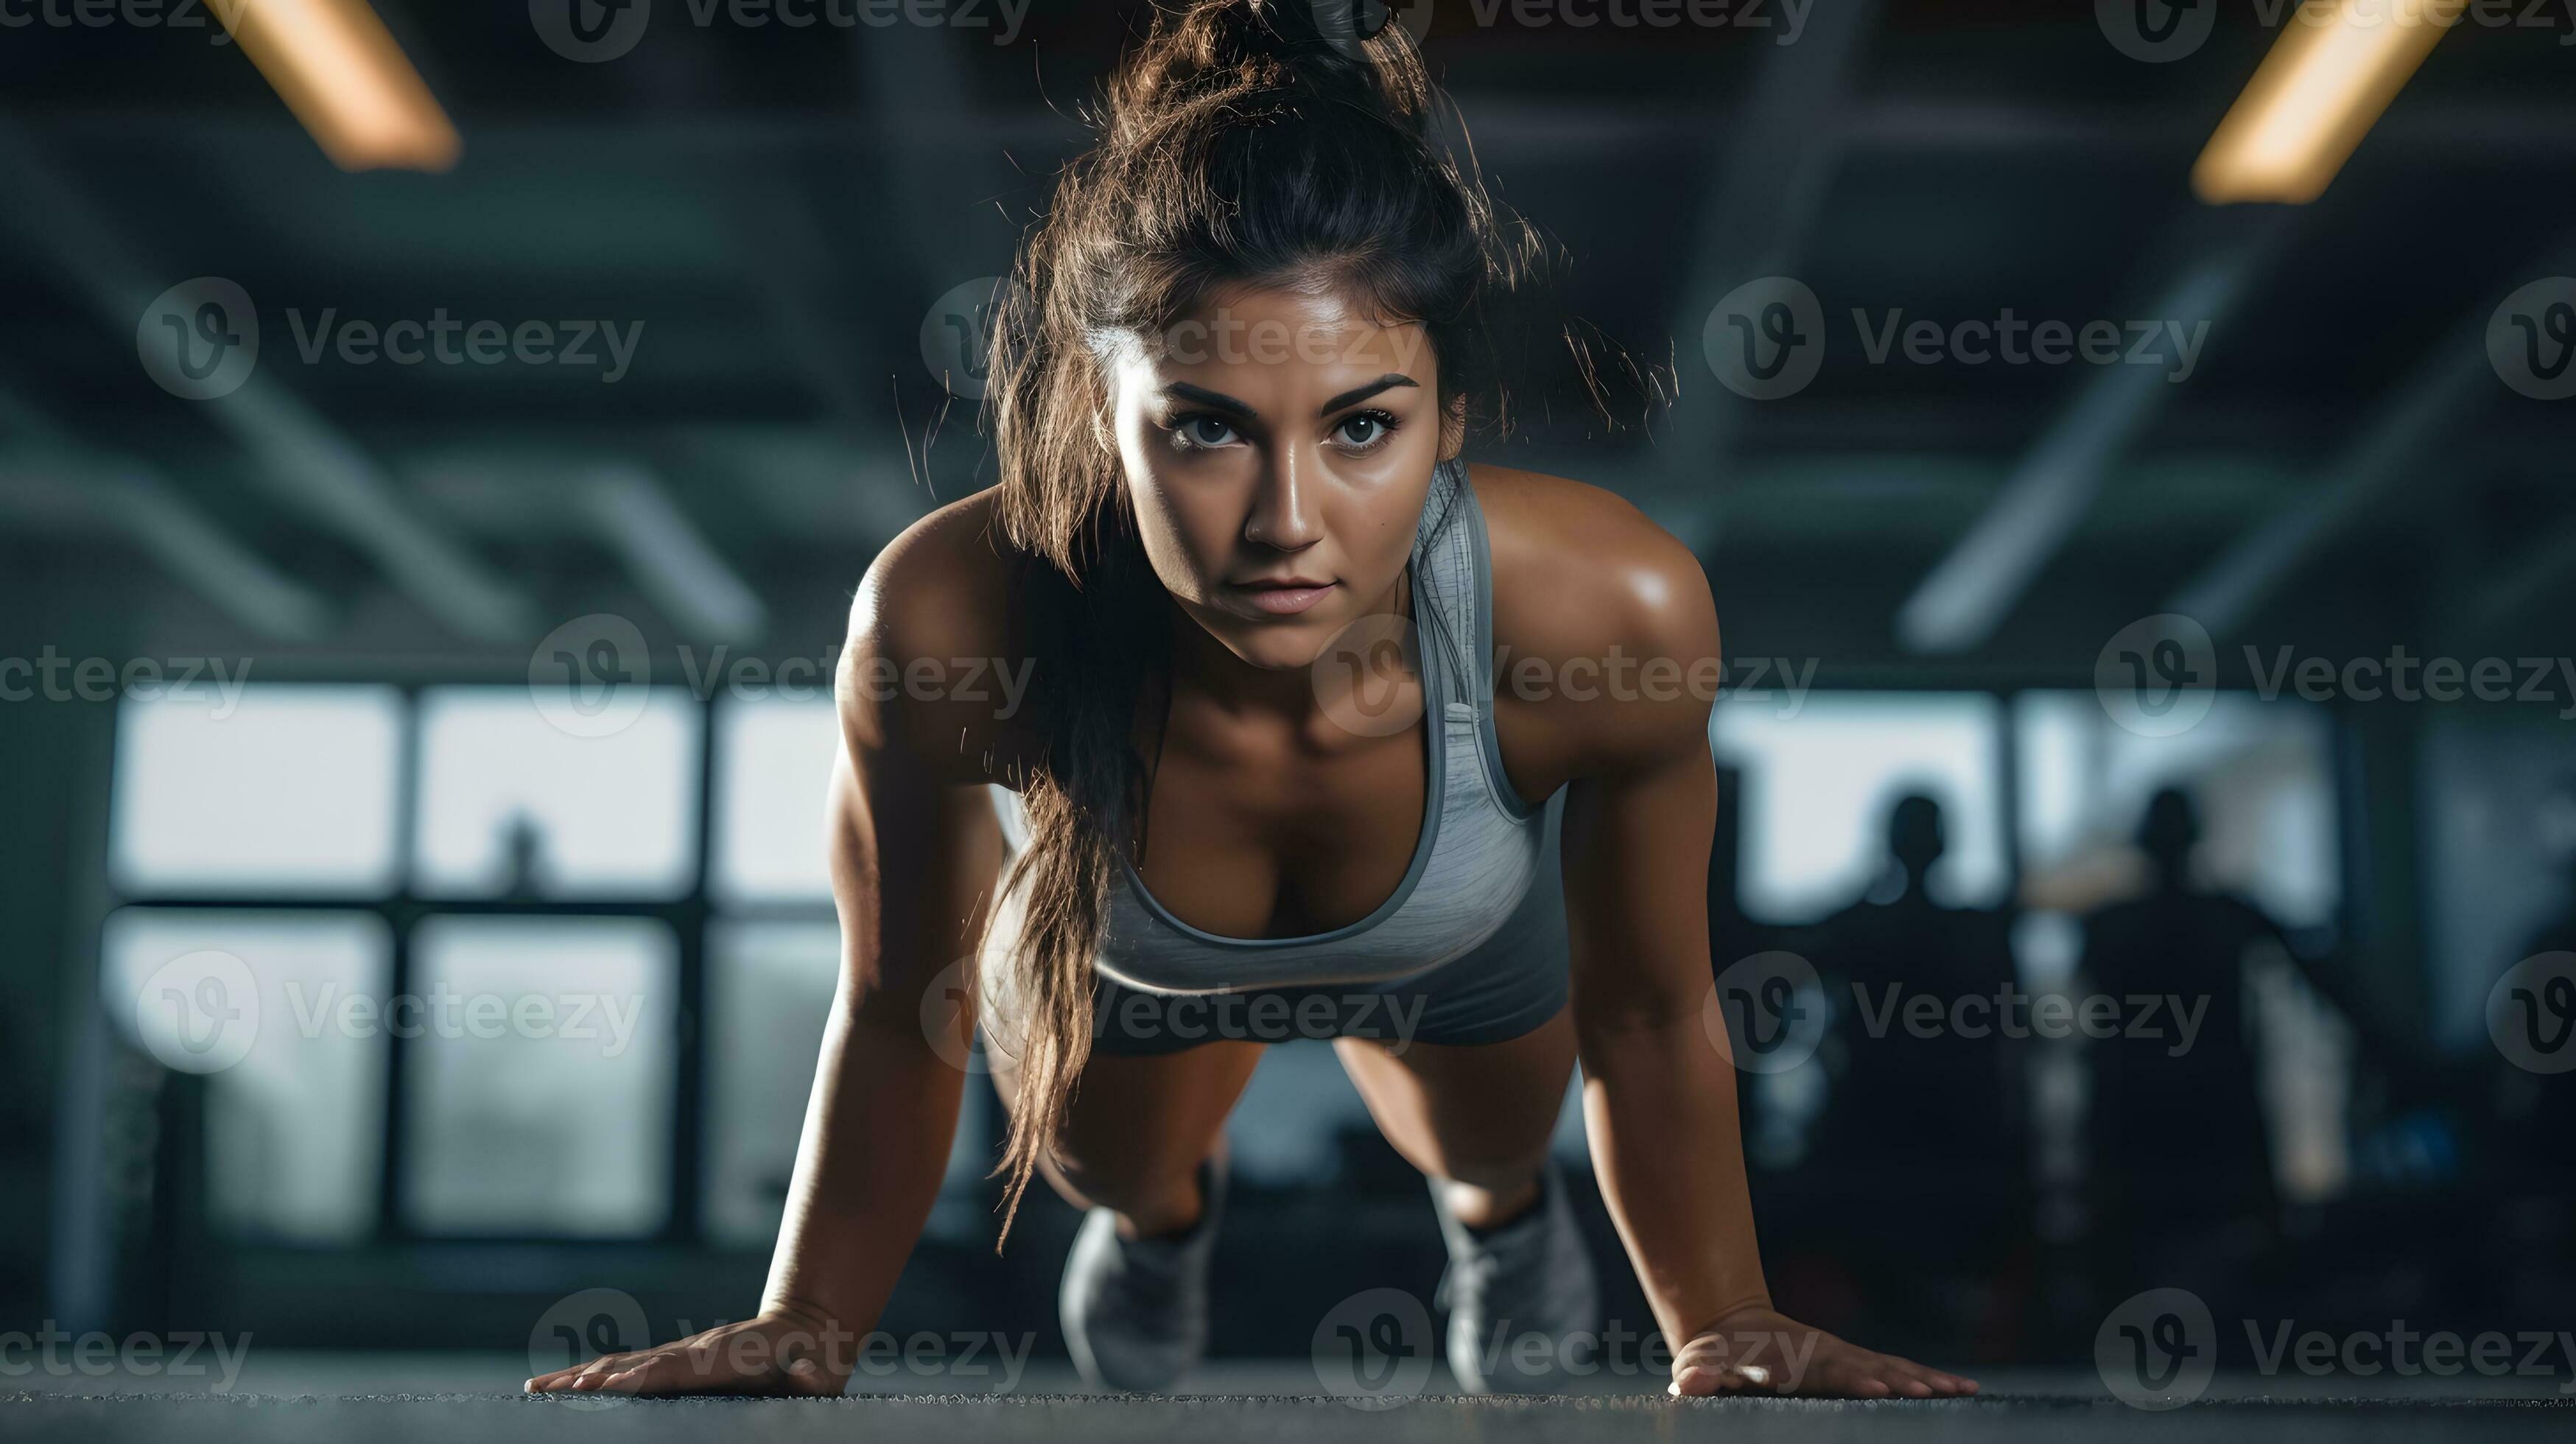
2192;0;2453;205
220;0;461;172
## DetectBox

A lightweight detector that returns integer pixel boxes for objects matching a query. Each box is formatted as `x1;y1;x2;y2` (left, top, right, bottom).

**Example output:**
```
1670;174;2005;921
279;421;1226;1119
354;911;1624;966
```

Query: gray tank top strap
1412;454;1486;751
1418;455;1537;821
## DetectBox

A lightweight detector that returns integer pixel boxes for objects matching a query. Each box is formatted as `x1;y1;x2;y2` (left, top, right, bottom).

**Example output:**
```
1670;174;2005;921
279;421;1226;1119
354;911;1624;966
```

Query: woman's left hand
1666;1306;1980;1399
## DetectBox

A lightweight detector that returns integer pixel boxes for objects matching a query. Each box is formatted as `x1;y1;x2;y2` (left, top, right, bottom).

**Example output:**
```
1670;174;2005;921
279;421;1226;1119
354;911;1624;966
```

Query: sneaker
1428;1162;1598;1392
1060;1149;1226;1392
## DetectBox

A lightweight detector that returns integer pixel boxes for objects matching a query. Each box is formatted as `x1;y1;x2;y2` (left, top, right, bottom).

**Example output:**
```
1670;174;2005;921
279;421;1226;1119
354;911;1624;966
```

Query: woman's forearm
1577;1010;1772;1347
758;1001;967;1351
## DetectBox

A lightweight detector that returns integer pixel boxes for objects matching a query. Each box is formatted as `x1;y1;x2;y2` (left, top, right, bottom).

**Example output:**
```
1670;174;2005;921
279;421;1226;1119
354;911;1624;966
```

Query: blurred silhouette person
501;813;551;901
1803;793;2029;1350
2077;787;2289;1302
2482;782;2576;1219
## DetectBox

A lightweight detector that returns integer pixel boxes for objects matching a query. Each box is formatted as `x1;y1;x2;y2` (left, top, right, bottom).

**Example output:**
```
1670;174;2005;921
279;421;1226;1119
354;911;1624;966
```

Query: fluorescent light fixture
220;0;461;172
2192;0;2452;205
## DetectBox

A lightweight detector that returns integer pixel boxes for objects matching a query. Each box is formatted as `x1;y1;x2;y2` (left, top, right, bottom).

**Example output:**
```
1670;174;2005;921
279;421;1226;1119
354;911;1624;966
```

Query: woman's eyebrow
1319;375;1418;415
1159;382;1254;417
1159;374;1420;421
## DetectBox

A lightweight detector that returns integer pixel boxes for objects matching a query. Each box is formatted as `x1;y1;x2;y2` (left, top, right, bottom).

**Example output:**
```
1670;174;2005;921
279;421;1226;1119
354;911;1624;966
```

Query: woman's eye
1336;410;1397;449
1176;416;1237;448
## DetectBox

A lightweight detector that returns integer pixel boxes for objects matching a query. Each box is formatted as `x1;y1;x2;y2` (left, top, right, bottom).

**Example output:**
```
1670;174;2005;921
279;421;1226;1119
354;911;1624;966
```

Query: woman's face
1109;283;1459;673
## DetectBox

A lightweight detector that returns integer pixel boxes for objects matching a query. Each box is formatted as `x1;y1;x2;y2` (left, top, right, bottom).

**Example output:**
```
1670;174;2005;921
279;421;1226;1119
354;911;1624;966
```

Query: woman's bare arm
1478;466;1976;1399
529;499;1021;1396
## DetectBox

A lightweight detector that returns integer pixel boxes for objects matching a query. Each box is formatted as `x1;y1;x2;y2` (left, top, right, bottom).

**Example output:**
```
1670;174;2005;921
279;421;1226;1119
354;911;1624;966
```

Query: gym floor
10;1357;2574;1443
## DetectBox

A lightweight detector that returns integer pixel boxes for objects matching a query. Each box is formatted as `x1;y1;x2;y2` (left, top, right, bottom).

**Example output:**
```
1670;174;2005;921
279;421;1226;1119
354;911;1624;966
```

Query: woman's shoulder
841;488;1044;776
850;488;1028;662
1466;460;1719;674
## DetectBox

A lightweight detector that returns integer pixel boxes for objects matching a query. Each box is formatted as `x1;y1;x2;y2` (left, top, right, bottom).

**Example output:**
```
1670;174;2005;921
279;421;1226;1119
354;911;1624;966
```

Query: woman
527;0;1975;1401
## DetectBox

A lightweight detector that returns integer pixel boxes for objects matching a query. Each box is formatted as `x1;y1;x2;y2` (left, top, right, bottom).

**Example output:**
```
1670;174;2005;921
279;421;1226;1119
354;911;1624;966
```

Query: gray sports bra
982;455;1548;996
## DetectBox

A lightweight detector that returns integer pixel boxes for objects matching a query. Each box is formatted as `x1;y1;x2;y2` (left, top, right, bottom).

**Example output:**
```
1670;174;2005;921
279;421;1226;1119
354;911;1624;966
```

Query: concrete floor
4;1389;2572;1444
5;1355;2572;1443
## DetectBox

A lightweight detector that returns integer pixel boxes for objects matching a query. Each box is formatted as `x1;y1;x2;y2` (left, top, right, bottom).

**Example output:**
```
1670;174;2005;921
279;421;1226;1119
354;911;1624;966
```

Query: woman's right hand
523;1305;854;1398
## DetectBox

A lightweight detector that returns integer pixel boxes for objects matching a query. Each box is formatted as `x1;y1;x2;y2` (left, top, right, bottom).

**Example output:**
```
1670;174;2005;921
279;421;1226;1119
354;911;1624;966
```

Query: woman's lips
1231;580;1336;615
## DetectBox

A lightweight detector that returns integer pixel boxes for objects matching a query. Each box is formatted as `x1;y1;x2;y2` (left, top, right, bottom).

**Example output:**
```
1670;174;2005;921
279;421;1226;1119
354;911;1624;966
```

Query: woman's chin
1224;628;1330;672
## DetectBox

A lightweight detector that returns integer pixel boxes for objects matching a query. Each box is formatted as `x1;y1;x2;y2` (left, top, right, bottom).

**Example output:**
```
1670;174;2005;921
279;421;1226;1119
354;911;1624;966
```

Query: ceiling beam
0;125;534;644
2171;228;2576;637
1896;208;2296;654
1648;0;1881;553
577;464;768;645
